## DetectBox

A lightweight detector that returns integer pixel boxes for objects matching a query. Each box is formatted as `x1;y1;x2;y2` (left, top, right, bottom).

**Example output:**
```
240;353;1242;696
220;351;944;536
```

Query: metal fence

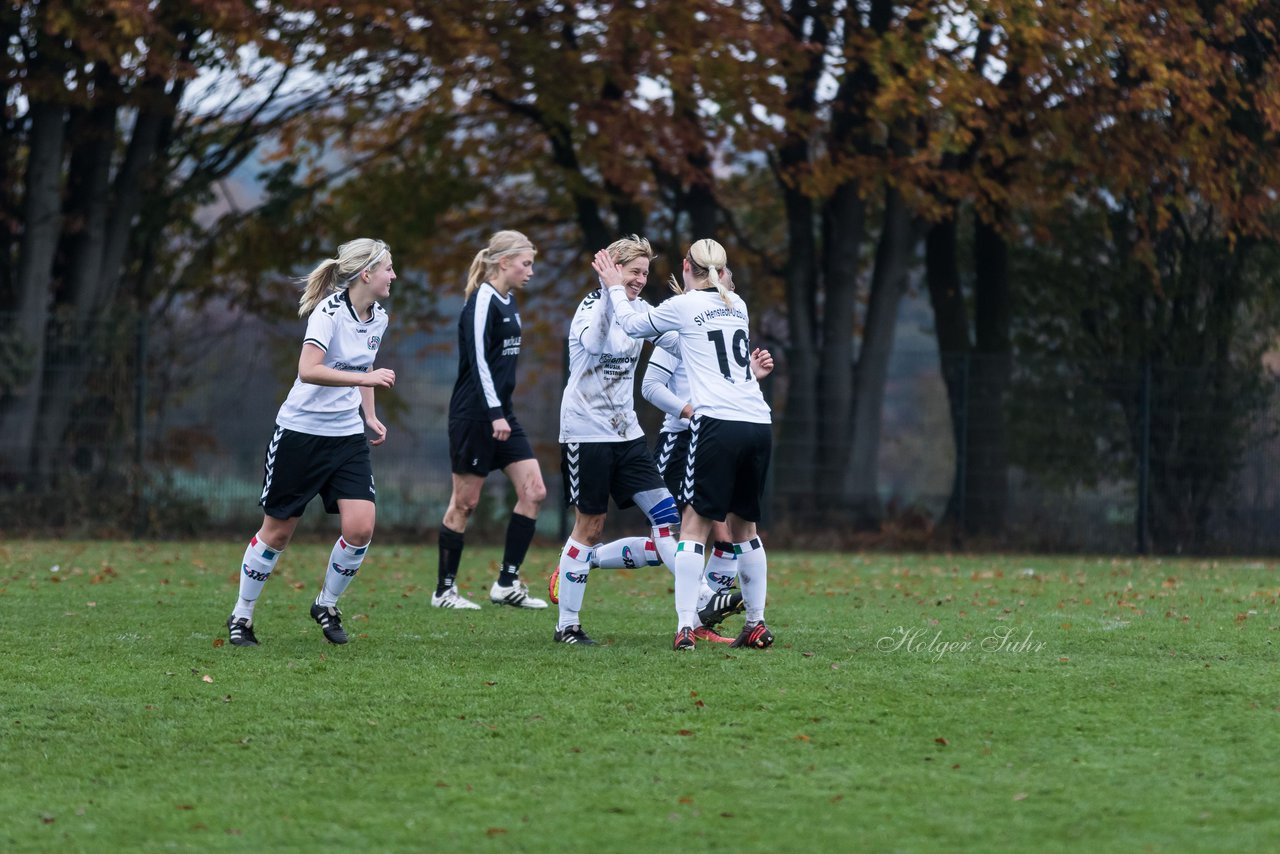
2;307;1277;554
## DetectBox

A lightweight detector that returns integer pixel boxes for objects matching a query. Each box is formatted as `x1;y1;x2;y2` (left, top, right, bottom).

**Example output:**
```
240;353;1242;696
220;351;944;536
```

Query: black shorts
683;416;772;522
561;437;666;515
653;430;691;504
258;426;375;519
449;416;535;476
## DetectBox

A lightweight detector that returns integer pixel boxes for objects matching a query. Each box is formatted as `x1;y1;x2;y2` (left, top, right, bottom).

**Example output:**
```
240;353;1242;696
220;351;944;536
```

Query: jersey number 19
708;329;751;382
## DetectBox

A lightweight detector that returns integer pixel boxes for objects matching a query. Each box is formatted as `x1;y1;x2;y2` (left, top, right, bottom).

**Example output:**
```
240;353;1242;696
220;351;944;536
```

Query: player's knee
635;489;680;527
257;523;293;552
343;526;374;547
451;495;479;517
522;480;547;506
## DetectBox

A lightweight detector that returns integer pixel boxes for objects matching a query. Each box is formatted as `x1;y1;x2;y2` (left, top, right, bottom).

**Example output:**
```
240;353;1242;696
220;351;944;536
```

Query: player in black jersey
226;238;396;647
431;230;549;611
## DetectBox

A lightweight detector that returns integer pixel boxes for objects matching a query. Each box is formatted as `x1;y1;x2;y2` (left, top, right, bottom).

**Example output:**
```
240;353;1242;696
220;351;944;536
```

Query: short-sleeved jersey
275;290;388;437
559;289;647;443
645;345;692;435
449;282;522;422
610;287;771;425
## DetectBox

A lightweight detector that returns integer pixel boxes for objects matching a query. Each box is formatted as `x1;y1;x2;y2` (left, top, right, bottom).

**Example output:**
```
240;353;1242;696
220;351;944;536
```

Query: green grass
1;541;1278;852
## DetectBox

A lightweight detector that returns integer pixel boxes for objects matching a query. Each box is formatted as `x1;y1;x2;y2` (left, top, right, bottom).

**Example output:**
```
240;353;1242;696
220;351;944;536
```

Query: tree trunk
34;88;170;483
773;178;821;521
684;179;718;242
0;101;67;484
966;215;1011;536
845;187;918;527
814;180;865;520
924;215;972;528
769;0;830;529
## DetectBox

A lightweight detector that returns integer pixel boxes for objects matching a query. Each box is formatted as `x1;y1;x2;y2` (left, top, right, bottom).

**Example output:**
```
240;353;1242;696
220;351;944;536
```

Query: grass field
2;539;1278;852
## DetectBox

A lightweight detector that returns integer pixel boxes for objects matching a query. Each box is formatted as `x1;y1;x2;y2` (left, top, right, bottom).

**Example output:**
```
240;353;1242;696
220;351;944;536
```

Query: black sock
498;513;537;586
437;526;464;595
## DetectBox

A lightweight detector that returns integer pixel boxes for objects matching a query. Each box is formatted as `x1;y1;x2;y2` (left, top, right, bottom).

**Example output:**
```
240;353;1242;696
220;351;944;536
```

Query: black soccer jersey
449;282;523;422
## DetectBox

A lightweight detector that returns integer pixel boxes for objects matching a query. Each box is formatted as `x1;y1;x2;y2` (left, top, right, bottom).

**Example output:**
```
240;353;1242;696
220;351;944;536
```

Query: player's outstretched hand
591;249;624;289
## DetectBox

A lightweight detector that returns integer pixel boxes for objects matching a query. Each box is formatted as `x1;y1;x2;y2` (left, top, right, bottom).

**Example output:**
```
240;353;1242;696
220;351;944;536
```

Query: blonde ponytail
686;237;732;307
465;229;538;298
298;238;389;317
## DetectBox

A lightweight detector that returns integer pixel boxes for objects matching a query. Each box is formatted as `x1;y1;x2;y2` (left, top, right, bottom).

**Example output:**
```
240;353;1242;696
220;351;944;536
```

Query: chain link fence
2;308;1276;553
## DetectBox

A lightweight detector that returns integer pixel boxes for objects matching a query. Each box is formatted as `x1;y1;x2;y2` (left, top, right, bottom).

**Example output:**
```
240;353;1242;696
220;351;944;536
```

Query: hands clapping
591;249;624;290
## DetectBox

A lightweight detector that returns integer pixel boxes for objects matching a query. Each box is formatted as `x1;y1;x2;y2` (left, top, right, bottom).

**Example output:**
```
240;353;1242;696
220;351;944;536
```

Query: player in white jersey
640;268;774;636
226;238;396;647
599;238;775;651
548;235;685;645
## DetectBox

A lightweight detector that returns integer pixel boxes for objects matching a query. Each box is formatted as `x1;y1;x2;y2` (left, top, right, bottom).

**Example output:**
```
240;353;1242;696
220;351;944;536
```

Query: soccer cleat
553;624;596;645
490;579;548;609
673;626;696;651
729;621;774;649
693;625;733;644
548;567;560;605
697;591;744;630
430;586;481;609
310;602;349;644
226;615;259;647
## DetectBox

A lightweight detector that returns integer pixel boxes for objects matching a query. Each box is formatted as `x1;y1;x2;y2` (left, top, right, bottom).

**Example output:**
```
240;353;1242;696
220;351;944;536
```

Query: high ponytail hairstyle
465;229;537;298
685;238;731;307
298;238;390;317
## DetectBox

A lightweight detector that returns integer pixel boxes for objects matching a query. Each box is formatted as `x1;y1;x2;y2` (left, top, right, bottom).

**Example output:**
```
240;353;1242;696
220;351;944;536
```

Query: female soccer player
598;238;775;650
640;268;773;635
226;238;396;646
431;229;548;611
550;235;682;645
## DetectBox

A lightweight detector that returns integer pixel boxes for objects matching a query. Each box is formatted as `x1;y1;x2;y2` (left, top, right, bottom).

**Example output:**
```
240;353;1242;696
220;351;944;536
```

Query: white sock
695;580;717;612
673;540;703;628
233;534;282;620
704;541;739;593
735;537;767;623
651;524;679;572
592;536;658;569
556;539;593;630
316;536;369;607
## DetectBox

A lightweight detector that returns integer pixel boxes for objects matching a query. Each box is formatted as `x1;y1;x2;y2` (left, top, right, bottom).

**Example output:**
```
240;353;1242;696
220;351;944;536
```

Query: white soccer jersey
275;290;388;436
610;287;771;425
558;288;648;443
643;345;692;435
